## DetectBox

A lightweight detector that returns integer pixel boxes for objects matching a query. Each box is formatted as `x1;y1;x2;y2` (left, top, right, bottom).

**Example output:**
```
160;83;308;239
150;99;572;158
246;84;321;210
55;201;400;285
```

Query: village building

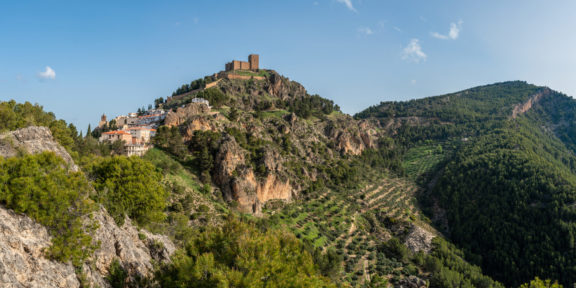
138;113;165;127
190;97;210;108
124;144;150;157
126;126;156;144
99;130;133;143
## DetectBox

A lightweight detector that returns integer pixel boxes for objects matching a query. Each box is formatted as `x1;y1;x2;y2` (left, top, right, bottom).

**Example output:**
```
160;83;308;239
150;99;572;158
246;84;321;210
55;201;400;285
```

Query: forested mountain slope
145;72;503;287
357;81;576;286
2;78;555;287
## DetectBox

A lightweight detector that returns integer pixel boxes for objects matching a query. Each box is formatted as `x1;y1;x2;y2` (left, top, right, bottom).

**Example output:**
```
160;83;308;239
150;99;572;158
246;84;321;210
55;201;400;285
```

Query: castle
225;54;259;71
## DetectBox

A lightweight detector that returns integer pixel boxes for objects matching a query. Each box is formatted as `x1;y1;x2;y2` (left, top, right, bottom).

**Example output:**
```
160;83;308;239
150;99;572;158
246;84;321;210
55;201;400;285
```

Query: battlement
225;54;259;71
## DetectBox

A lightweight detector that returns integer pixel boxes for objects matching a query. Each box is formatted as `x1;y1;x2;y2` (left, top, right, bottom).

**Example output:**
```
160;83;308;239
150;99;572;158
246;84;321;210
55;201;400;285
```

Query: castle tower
98;114;107;128
248;54;259;71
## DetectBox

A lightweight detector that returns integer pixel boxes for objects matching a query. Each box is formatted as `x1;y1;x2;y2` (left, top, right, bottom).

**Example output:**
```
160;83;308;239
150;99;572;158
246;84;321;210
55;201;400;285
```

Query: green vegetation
0;100;78;151
5;77;564;287
426;238;503;288
520;277;563;288
88;156;167;226
155;215;336;287
229;69;270;78
0;152;98;266
172;76;217;96
196;87;229;108
402;143;447;181
357;81;576;286
433;121;576;286
152;126;187;158
287;94;340;119
107;259;128;288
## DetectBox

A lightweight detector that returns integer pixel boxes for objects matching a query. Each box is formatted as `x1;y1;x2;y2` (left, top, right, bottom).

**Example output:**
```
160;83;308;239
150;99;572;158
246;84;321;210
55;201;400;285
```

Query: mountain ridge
3;78;572;287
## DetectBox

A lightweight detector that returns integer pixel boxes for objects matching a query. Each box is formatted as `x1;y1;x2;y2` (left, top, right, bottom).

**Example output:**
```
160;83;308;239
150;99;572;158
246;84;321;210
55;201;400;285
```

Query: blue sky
2;0;576;131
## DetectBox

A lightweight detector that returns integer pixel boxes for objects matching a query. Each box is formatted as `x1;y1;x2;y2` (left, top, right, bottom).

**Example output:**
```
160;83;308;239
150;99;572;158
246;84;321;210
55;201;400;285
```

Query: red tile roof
102;130;131;135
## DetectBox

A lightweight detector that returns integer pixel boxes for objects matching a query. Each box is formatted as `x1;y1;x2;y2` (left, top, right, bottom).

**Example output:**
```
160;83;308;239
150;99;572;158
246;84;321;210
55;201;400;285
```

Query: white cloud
402;39;427;63
336;0;356;12
411;79;417;85
432;20;463;40
38;66;56;80
393;26;402;33
358;26;373;36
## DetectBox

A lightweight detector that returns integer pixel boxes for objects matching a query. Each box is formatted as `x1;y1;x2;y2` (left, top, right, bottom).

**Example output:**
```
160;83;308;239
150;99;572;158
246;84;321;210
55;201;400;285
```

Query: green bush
0;152;98;266
89;156;167;226
107;259;128;288
156;215;335;287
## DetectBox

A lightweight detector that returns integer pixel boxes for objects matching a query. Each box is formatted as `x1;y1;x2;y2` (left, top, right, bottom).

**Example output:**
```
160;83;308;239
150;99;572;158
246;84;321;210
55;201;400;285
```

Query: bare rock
396;275;428;288
0;126;78;172
164;103;211;127
90;207;175;282
0;125;176;287
214;136;294;214
0;206;80;288
404;225;435;254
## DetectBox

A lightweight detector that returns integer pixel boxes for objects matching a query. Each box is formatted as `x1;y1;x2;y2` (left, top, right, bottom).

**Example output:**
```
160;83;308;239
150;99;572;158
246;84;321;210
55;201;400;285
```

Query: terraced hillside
267;170;432;285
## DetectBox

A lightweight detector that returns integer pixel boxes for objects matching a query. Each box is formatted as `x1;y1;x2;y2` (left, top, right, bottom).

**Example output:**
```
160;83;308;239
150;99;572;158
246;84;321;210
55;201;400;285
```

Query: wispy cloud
432;20;463;40
402;39;427;63
336;0;356;12
357;26;373;36
38;66;56;80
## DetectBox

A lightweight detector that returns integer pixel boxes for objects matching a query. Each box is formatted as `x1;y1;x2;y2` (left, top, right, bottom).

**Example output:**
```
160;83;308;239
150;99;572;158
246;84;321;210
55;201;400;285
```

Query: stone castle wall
225;54;259;72
224;73;265;81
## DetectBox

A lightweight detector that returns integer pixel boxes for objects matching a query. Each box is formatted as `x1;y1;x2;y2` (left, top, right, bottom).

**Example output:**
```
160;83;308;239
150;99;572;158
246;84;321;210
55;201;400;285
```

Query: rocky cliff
0;126;78;172
511;88;550;119
161;71;383;214
213;135;294;214
0;127;175;288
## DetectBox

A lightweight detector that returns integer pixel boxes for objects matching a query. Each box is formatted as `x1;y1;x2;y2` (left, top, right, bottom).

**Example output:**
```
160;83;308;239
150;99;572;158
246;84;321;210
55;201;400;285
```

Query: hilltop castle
225;54;259;71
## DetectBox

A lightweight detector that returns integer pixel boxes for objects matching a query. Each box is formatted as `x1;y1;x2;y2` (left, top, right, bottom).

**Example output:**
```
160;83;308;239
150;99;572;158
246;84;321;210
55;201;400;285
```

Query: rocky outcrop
403;225;435;254
396;275;428;288
88;207;175;286
264;71;307;100
256;174;292;203
164;103;211;127
213;135;294;214
511;88;550;119
0;126;175;287
0;204;175;288
0;126;78;172
0;206;80;288
325;117;379;155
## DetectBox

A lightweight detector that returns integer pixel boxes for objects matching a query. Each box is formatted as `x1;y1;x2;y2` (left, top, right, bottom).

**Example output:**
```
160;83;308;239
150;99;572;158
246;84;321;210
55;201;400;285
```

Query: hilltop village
95;54;263;156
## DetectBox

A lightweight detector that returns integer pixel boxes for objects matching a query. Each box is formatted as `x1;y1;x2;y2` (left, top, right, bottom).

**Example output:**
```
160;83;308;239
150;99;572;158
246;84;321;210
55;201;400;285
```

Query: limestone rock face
511;88;549;119
0;126;78;172
0;126;175;288
403;225;435;254
164;103;211;127
0;204;176;288
396;275;428;288
213;135;293;214
265;71;307;101
89;207;175;284
324;116;379;156
0;207;80;288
